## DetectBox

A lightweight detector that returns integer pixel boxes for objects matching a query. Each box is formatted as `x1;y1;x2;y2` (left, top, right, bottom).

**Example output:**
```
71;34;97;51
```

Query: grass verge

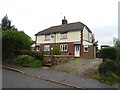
73;57;88;60
49;65;57;70
67;68;76;73
92;69;120;85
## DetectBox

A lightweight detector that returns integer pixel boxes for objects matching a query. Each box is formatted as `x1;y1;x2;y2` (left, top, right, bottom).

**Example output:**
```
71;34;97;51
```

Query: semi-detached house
35;17;96;58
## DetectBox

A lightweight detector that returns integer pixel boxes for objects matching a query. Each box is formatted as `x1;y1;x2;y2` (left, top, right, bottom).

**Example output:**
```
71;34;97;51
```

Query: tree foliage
1;14;17;30
2;30;34;60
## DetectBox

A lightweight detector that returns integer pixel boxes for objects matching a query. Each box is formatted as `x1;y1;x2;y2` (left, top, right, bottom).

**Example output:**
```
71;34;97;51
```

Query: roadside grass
73;57;88;60
67;68;76;73
92;69;120;85
23;60;42;68
49;65;57;70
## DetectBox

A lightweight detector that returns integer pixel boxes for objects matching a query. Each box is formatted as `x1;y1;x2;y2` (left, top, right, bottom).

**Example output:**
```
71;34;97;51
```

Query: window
60;44;68;51
84;45;88;52
61;33;67;39
45;35;50;40
44;45;50;51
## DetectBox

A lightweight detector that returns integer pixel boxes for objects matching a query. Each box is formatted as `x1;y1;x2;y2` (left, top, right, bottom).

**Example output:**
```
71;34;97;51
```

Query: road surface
2;69;70;88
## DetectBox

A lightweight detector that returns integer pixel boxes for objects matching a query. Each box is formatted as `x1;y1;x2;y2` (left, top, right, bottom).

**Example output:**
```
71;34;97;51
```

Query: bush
14;55;33;64
98;46;120;84
51;47;61;55
33;51;44;60
116;47;120;61
23;59;42;67
102;47;117;61
13;55;42;67
2;30;34;60
17;50;44;60
99;59;119;75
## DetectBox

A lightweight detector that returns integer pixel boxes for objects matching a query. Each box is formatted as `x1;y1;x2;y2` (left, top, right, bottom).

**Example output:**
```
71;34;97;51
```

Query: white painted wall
36;30;81;44
83;26;92;43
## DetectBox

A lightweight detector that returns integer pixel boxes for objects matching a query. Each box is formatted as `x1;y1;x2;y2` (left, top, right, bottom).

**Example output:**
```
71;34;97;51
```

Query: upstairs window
44;45;50;51
45;35;50;40
84;45;88;52
61;33;67;39
60;44;68;51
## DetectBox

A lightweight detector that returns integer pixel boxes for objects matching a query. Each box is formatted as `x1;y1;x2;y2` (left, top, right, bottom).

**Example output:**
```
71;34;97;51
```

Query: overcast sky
0;0;119;48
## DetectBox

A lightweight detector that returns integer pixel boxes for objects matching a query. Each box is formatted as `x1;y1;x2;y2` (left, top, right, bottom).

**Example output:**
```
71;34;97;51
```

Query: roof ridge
48;21;86;28
35;21;86;35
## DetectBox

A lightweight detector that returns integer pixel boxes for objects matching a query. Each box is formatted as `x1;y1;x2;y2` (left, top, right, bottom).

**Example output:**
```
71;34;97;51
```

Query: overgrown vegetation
97;41;120;85
2;30;34;60
51;47;61;55
13;55;42;67
17;50;44;60
92;69;120;85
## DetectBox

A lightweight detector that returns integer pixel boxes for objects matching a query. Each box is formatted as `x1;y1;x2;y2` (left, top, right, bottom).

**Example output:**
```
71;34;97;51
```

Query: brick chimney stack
62;16;67;25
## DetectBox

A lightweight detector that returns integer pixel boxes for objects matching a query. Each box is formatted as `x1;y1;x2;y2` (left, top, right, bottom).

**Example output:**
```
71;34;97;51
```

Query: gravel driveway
52;58;102;78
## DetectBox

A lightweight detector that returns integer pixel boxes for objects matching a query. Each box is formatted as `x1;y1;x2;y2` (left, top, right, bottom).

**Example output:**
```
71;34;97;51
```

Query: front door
74;45;80;57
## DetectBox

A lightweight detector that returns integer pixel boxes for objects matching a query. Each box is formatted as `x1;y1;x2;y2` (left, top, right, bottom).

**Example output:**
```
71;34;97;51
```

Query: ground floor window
60;44;68;51
44;45;50;51
84;45;88;52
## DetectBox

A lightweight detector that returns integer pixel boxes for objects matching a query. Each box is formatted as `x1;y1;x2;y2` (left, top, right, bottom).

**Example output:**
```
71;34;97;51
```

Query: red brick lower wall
40;42;74;55
36;42;96;59
81;45;96;59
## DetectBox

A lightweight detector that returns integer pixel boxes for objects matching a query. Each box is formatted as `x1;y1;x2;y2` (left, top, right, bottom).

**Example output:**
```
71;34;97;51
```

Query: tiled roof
35;22;91;35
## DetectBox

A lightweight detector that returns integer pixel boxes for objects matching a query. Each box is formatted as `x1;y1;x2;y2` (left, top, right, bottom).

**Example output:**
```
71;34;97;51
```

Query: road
2;69;70;88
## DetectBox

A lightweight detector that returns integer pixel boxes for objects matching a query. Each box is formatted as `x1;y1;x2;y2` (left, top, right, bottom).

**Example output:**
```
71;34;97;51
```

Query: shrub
17;50;44;60
102;47;117;62
17;50;34;56
51;47;61;55
14;55;33;64
2;30;34;60
13;55;42;67
33;51;44;60
23;59;42;67
99;60;119;75
116;47;120;61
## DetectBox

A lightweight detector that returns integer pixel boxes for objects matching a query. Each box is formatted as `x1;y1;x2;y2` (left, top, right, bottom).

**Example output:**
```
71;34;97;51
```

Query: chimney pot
62;16;67;25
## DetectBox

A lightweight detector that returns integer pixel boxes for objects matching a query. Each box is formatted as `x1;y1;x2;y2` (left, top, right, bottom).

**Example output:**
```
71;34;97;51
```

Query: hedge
102;47;117;62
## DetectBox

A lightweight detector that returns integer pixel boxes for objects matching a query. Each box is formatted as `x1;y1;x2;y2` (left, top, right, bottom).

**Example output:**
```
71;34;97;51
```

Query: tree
2;30;34;60
1;14;17;30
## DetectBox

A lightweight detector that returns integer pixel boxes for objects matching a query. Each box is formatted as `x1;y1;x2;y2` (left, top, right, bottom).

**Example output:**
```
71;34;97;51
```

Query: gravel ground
53;58;102;78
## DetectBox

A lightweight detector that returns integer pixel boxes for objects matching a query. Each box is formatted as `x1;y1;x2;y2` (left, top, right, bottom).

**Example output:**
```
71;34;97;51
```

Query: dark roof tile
35;22;91;35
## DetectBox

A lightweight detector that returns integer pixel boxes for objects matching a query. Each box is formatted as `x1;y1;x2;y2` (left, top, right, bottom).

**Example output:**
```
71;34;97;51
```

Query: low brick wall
43;55;74;66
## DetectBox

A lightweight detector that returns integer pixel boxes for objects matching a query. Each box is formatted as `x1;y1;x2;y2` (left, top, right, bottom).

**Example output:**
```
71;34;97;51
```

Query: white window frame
84;45;88;52
44;45;50;51
60;44;68;51
45;35;50;40
61;33;67;39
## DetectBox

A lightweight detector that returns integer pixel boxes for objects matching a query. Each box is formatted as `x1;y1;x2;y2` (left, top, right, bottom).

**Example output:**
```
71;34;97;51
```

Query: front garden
2;30;43;67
